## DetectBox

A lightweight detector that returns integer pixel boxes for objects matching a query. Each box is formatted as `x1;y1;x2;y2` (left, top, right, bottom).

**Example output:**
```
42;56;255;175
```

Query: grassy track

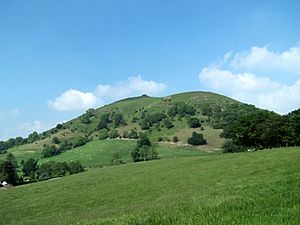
0;147;299;225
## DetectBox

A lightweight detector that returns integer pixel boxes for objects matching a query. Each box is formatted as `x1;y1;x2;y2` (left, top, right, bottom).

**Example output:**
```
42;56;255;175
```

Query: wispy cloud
199;44;300;114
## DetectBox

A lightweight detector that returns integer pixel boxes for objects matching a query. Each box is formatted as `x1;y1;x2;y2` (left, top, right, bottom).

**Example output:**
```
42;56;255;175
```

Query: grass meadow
0;147;299;225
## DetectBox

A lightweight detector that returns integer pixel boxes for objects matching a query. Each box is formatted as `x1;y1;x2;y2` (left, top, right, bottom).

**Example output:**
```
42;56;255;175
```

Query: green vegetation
0;147;298;225
187;132;207;145
222;109;300;151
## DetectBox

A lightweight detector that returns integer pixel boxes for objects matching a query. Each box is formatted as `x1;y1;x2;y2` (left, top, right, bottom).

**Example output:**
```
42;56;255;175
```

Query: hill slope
2;91;259;164
0;147;299;225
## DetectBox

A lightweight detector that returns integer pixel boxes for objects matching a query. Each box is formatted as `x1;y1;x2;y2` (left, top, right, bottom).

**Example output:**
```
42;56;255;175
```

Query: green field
40;140;213;167
1;147;299;225
2;140;216;168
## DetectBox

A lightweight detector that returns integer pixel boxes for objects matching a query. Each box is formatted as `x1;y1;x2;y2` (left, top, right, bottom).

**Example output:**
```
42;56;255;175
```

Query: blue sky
1;0;300;140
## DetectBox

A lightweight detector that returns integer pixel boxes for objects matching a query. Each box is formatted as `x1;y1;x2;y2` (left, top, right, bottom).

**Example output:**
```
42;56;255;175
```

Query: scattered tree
187;132;207;145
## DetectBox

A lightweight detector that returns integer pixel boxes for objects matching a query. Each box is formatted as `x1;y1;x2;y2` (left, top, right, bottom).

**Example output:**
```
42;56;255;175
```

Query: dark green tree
22;158;38;177
187;132;207;145
187;117;201;128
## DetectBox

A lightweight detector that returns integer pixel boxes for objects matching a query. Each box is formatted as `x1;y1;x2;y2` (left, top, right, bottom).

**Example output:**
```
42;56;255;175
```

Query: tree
27;131;39;143
222;140;247;153
140;119;150;130
72;136;88;148
173;136;179;142
0;154;18;185
113;113;127;128
22;158;38;177
108;129;119;139
42;145;61;158
80;114;91;124
137;134;151;147
99;128;109;140
163;118;174;129
187;132;207;145
129;128;139;139
131;134;158;162
97;113;110;130
187;117;201;128
68;161;84;174
52;137;60;144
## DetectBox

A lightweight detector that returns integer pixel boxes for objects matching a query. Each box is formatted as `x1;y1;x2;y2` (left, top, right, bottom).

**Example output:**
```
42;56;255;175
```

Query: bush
68;161;84;174
42;145;61;158
173;136;179;142
187;132;207;145
163;118;174;129
56;124;63;129
129;128;139;139
222;140;247;153
137;134;151;147
59;139;73;151
52;137;60;144
99;128;109;140
131;134;158;162
187;117;201;128
108;129;119;139
72;136;88;148
122;131;129;138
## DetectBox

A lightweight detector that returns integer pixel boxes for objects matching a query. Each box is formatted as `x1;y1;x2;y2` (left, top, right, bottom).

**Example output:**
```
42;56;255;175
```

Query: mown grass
0;147;299;225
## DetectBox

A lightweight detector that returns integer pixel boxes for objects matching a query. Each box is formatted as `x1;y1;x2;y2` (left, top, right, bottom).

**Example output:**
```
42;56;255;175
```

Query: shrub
99;129;109;140
173;136;179;142
163;118;174;129
72;136;88;148
187;132;207;145
52;137;60;144
122;131;129;138
187;117;201;128
108;129;119;139
129;128;139;139
42;145;61;158
68;161;84;174
222;140;247;153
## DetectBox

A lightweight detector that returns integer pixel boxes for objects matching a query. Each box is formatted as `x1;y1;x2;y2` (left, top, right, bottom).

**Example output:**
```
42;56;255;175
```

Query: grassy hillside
39;140;214;168
1;147;299;225
3;91;256;165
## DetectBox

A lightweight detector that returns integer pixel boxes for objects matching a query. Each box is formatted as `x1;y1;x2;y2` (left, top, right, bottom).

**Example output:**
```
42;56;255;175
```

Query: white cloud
48;89;100;111
199;67;300;114
95;75;167;100
200;67;280;93
230;46;300;74
199;44;300;114
48;76;167;112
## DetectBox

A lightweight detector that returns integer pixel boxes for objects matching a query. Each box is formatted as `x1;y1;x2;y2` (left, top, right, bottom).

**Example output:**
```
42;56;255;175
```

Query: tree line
221;108;300;152
0;153;84;185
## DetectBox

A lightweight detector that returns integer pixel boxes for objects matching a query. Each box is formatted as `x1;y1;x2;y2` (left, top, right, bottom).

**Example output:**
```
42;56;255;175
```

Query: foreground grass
0;147;299;225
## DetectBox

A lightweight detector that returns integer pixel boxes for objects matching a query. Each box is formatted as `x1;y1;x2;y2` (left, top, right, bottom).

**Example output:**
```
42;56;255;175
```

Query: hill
0;147;299;225
1;91;259;164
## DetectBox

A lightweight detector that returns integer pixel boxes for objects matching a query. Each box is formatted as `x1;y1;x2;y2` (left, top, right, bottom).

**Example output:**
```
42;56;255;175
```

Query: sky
1;0;300;140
